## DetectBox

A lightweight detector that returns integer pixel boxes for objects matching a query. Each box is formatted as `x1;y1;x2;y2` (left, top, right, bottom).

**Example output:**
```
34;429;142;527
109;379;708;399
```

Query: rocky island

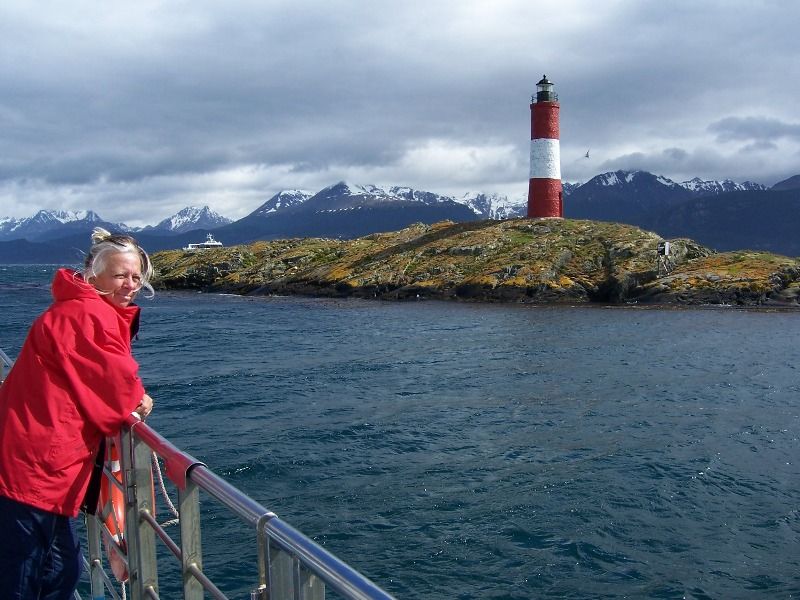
151;218;800;307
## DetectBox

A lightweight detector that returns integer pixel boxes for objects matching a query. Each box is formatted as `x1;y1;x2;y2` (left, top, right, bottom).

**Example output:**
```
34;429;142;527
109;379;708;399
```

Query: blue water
2;265;799;599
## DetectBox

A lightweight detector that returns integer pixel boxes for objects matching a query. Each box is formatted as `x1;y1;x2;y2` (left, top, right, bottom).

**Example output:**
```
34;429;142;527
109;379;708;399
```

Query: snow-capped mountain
571;170;767;199
243;173;775;225
592;170;686;191
389;186;457;206
562;182;581;196
251;190;313;217
143;206;232;233
456;191;527;219
0;209;99;234
0;209;122;242
285;181;479;215
564;170;693;225
0;216;21;235
5;171;797;263
301;181;413;212
0;205;232;243
227;180;479;241
560;169;800;255
679;177;766;196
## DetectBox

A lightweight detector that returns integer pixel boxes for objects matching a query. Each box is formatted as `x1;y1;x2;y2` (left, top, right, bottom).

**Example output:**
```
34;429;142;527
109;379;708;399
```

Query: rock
150;219;800;308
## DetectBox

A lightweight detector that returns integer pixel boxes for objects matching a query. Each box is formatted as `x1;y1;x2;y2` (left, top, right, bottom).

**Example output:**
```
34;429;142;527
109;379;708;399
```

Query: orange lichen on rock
151;220;800;307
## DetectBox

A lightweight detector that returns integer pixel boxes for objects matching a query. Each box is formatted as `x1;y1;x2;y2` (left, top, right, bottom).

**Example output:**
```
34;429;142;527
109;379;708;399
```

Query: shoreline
153;284;800;312
145;219;800;311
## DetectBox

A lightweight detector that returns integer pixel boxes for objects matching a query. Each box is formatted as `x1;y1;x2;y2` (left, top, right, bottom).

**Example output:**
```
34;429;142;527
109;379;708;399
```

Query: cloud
0;165;300;226
599;148;718;182
709;116;800;143
594;142;796;187
1;0;799;220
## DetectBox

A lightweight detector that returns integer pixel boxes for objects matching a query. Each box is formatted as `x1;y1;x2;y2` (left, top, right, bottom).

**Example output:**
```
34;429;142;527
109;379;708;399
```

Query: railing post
179;474;205;599
268;543;294;599
84;513;106;599
0;348;13;384
122;424;159;599
264;542;325;600
298;566;325;600
255;514;272;600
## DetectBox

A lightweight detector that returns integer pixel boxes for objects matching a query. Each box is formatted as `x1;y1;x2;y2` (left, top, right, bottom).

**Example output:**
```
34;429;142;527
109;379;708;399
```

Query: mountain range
0;206;232;241
1;172;798;264
563;171;799;255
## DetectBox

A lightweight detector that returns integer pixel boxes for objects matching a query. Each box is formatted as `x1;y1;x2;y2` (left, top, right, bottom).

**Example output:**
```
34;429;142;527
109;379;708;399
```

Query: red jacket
0;268;145;517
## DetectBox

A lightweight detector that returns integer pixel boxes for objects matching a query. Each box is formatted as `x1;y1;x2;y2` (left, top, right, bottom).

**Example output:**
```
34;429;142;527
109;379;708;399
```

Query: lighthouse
527;75;562;218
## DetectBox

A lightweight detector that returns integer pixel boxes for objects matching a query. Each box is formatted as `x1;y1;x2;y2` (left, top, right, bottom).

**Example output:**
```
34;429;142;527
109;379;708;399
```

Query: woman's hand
136;393;153;418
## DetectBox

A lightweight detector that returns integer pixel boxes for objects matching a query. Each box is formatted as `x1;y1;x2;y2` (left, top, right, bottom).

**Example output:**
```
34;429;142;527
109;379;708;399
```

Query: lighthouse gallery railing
0;349;395;600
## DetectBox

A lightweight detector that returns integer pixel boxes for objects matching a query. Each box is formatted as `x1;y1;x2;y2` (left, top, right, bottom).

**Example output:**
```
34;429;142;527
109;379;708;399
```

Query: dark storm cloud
2;2;504;186
1;1;799;222
709;117;800;144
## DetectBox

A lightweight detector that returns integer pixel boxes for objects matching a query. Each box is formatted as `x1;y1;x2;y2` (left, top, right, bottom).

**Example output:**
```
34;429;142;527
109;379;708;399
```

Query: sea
1;264;799;599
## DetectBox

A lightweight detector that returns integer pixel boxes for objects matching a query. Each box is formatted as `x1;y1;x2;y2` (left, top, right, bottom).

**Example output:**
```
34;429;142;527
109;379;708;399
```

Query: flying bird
585;149;590;159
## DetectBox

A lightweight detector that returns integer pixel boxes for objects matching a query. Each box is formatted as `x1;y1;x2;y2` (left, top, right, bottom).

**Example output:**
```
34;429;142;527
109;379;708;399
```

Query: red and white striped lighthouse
527;75;562;218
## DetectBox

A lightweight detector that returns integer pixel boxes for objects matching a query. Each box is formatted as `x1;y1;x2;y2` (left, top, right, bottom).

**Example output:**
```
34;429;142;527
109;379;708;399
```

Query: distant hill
771;175;800;191
564;171;693;225
0;238;76;265
216;182;479;244
564;170;797;256
0;183;481;262
653;189;800;255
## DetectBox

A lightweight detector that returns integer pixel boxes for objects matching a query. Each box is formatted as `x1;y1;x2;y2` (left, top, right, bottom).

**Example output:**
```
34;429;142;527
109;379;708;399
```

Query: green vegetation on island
151;219;800;307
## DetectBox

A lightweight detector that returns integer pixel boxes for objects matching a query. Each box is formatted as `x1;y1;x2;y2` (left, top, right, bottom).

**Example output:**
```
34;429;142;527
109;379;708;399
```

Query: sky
1;1;799;226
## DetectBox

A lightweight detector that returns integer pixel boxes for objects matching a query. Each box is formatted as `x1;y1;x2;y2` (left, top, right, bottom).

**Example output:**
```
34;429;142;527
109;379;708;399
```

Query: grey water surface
2;265;799;599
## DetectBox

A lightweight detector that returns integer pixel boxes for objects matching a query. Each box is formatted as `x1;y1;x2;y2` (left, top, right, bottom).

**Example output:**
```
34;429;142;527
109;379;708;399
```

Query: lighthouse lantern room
527;74;563;218
536;76;556;102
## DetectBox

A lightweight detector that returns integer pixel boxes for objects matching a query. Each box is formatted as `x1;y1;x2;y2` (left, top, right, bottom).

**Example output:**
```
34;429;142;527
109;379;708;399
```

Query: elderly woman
0;227;154;599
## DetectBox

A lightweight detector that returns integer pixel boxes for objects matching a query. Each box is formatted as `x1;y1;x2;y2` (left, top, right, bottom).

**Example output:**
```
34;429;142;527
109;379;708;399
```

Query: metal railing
89;416;396;599
0;348;13;384
0;349;396;600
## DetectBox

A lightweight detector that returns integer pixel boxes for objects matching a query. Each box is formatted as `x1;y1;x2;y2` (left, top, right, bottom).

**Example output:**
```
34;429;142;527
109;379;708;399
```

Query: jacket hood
52;268;101;302
52;268;140;325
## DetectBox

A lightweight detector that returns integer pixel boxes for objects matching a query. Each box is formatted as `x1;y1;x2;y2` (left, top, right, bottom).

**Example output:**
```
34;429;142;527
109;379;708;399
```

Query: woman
0;227;155;599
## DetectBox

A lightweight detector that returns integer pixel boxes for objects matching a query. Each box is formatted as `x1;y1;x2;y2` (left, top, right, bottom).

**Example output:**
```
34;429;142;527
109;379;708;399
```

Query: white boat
183;233;223;251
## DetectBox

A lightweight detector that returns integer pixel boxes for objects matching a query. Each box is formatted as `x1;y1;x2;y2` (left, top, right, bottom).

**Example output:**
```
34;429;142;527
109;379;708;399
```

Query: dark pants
0;495;82;600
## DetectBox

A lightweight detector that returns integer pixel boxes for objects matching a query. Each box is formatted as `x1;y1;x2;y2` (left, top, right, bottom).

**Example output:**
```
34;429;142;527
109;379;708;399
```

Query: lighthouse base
527;178;563;218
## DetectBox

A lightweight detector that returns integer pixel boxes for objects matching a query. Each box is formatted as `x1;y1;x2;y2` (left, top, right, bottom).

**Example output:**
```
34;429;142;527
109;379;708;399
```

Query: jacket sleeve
38;310;145;436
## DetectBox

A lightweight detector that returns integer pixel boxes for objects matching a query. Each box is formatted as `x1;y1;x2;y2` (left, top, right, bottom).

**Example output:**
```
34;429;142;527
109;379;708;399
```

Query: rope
151;452;180;527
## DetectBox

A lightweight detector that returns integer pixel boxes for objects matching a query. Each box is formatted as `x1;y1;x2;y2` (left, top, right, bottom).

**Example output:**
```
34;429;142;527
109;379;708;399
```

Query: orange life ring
98;437;129;582
97;436;156;583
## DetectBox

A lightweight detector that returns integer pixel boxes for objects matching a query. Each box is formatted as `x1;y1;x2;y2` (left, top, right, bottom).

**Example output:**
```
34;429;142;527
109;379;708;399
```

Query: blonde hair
83;227;155;298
